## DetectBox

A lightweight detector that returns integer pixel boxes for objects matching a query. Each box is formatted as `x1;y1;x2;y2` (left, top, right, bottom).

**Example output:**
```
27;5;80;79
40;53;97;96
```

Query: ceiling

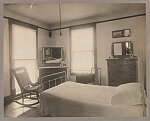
4;3;145;25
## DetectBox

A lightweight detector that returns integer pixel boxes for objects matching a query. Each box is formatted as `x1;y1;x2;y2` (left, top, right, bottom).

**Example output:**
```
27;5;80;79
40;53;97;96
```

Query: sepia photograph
2;2;147;118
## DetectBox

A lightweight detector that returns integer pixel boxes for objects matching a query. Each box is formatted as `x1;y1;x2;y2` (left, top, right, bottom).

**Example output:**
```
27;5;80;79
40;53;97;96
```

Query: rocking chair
12;67;41;106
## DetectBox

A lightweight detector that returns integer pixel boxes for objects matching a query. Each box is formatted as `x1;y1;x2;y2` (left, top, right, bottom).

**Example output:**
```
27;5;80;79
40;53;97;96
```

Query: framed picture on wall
112;29;131;38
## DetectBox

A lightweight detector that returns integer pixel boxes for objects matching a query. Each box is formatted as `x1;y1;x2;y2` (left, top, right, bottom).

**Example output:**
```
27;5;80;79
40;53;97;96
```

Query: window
11;24;37;94
71;26;94;74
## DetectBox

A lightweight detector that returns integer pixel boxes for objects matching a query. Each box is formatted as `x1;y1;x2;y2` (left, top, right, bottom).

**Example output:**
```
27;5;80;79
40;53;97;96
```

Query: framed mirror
111;41;133;58
42;47;63;64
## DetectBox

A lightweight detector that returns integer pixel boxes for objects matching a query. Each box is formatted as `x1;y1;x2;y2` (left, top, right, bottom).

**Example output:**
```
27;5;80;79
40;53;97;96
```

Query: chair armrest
30;82;39;86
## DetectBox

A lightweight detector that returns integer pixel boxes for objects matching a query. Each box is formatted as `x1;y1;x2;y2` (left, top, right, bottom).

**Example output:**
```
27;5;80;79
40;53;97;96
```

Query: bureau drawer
119;71;136;77
109;71;136;78
109;71;118;78
109;78;136;86
121;60;136;65
107;60;121;65
109;65;136;71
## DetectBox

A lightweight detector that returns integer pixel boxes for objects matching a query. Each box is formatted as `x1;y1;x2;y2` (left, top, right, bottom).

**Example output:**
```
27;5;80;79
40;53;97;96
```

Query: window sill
70;73;93;76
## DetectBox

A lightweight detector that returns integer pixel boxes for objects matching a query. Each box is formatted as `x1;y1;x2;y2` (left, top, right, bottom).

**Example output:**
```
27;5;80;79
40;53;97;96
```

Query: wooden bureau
106;58;137;86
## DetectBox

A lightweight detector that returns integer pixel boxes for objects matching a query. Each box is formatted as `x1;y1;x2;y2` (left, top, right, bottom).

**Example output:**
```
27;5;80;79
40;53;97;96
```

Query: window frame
70;24;96;75
9;19;38;96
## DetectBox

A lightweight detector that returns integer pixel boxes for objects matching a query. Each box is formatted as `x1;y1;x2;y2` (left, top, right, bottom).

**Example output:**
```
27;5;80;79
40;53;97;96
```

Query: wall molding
49;13;146;31
4;13;146;32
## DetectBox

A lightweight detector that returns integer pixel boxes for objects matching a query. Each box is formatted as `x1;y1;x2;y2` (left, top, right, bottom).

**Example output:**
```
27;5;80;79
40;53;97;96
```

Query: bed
40;71;146;117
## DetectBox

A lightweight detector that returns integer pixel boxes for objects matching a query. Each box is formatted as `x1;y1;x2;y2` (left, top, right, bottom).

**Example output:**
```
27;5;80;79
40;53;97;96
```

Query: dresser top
106;58;137;60
39;66;68;69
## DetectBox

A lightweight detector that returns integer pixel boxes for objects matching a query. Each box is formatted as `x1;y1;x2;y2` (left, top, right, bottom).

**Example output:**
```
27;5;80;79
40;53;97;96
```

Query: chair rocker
12;67;41;106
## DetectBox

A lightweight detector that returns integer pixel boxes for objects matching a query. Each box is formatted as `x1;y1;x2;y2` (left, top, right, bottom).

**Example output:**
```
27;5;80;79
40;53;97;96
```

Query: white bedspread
40;81;143;117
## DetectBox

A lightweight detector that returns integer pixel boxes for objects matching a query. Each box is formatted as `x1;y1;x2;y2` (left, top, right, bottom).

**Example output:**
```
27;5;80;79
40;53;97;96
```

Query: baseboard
4;89;16;106
4;95;13;106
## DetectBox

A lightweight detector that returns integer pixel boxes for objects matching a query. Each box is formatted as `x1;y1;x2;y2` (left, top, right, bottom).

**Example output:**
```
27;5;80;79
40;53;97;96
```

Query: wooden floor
4;98;40;117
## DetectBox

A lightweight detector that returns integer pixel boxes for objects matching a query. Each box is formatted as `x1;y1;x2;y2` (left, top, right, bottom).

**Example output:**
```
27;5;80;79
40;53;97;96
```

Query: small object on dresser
130;51;134;58
60;61;65;67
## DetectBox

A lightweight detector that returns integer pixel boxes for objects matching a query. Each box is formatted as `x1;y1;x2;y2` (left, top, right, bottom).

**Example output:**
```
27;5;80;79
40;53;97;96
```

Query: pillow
117;83;142;93
111;83;143;106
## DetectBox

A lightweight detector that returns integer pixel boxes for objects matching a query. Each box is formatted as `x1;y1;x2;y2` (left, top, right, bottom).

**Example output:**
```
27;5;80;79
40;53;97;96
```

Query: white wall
4;18;10;97
96;16;146;85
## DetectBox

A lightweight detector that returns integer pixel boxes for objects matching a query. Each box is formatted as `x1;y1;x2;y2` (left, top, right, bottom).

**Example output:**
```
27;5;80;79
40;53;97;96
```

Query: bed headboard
40;71;67;91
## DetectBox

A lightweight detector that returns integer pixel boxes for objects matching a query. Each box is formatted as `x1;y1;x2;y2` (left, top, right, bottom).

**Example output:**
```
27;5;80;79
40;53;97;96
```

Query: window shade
71;27;94;73
12;24;36;59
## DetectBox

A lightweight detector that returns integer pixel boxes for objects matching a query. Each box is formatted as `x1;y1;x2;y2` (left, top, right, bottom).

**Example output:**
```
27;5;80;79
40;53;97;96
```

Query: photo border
0;0;149;121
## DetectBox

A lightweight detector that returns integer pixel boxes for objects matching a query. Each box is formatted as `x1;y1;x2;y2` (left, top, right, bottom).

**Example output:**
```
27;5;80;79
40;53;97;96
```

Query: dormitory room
3;3;147;117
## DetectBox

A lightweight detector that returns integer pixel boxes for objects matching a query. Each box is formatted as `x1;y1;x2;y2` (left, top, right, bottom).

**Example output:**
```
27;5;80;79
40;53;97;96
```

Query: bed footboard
40;71;67;91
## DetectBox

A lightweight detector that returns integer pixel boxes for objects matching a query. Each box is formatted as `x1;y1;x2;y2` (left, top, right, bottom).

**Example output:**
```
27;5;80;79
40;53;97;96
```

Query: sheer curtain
11;24;37;94
71;27;94;74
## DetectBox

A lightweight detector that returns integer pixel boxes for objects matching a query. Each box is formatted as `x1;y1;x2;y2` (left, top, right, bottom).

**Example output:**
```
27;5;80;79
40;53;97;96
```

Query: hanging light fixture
59;3;62;39
29;3;34;10
28;3;34;27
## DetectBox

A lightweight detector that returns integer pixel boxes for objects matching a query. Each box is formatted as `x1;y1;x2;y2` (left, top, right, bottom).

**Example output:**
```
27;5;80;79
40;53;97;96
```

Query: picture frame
112;29;131;38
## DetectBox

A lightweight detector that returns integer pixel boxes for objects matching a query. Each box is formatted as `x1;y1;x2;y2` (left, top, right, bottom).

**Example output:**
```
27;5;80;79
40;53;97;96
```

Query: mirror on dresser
111;41;133;58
